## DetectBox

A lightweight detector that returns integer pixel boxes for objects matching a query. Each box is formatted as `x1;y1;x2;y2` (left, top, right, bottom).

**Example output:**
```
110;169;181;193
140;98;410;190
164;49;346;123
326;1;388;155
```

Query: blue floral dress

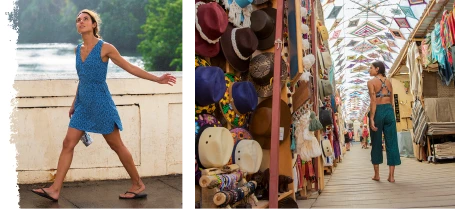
69;39;123;134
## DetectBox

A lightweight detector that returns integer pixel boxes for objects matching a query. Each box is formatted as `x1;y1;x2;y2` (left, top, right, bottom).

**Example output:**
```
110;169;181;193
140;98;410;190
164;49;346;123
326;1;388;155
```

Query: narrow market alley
297;143;455;208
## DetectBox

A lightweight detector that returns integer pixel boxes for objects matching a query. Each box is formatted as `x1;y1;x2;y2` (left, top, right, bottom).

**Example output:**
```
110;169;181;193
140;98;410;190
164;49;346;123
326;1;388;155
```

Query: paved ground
19;175;181;208
297;142;455;208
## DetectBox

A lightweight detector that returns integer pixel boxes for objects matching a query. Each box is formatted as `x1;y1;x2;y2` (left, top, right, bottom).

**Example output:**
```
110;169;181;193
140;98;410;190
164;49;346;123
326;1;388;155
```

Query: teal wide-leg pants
368;104;401;166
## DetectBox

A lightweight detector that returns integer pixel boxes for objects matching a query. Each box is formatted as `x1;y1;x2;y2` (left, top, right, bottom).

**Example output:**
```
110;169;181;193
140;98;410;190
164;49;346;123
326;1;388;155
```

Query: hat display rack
195;0;336;208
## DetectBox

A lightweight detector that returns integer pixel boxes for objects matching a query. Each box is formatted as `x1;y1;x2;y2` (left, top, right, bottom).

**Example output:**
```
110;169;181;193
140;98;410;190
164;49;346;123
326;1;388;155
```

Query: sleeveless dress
69;39;123;134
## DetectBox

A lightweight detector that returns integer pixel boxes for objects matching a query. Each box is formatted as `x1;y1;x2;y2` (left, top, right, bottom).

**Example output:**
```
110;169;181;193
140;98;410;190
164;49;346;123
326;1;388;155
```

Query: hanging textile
406;42;423;99
432;23;453;86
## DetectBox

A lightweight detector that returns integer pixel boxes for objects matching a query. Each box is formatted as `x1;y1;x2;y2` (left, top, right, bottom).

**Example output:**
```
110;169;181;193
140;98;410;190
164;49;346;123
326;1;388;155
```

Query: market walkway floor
19;175;181;208
298;143;455;208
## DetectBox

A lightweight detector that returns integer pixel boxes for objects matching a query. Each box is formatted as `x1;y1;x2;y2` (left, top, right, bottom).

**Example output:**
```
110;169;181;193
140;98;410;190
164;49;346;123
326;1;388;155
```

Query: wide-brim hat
195;56;217;115
195;66;226;106
196;126;234;169
227;128;253;165
231;139;263;174
249;98;292;149
219;74;258;127
195;1;229;58
248;52;287;98
220;23;258;72
195;114;222;137
250;7;276;50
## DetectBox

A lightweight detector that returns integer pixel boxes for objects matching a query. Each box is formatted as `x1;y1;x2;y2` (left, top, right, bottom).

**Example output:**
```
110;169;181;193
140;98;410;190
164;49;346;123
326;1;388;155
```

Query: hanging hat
196;126;234;169
227;128;253;165
195;1;229;57
219;74;258;127
195;114;222;137
220;23;258;72
248;52;287;98
220;0;253;28
195;56;218;115
231;139;263;174
195;66;226;107
249;98;292;149
250;7;276;50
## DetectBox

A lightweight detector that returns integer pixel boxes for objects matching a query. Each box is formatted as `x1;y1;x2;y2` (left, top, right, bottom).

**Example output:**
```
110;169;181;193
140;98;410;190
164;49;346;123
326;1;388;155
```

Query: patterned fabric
368;104;401;166
195;114;222;137
412;99;427;146
219;74;245;127
69;39;123;134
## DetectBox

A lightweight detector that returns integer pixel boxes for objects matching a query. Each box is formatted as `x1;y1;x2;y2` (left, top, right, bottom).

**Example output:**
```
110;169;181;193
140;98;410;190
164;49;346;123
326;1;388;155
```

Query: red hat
195;2;229;58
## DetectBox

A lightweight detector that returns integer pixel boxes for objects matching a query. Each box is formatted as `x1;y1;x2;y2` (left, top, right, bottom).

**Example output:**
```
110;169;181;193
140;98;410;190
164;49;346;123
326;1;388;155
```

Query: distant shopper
362;125;369;149
367;61;401;183
344;130;352;151
31;9;177;202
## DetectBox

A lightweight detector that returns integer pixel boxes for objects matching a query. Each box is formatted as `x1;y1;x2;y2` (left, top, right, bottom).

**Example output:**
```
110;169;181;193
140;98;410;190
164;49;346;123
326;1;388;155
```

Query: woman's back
370;77;393;105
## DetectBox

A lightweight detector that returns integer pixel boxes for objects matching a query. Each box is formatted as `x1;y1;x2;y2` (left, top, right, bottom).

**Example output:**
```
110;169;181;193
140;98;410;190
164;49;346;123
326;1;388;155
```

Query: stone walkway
297;142;455;208
19;175;181;208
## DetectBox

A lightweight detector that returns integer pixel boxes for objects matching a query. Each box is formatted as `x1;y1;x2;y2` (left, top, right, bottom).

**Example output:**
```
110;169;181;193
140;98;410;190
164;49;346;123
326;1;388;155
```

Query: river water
16;43;144;74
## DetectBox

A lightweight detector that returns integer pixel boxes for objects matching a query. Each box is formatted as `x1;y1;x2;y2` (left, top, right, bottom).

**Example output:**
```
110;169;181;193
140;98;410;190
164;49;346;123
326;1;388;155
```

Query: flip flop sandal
119;191;148;199
31;188;58;202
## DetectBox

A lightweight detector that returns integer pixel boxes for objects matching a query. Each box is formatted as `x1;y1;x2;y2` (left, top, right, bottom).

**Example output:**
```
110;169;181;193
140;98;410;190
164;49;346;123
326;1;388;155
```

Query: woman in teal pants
367;61;401;183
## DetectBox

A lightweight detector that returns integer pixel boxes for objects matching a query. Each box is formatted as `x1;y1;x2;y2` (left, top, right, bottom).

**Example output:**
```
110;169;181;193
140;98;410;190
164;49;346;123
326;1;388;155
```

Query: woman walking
31;9;177;201
367;61;401;183
344;130;351;151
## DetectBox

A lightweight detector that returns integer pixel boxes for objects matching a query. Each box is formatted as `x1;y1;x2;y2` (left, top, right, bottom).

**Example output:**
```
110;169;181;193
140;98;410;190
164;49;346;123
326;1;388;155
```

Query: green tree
138;0;182;71
95;0;148;52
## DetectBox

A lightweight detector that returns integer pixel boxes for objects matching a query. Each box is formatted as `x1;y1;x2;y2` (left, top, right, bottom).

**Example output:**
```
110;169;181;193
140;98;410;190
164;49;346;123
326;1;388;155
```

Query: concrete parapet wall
12;72;182;184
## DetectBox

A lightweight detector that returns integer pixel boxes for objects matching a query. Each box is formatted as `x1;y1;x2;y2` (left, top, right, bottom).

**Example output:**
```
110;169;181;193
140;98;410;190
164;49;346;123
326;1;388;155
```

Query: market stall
194;0;342;208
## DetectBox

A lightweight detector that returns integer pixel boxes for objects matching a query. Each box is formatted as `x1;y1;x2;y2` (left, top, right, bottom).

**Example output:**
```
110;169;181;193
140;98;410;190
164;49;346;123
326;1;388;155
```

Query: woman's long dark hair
371;60;386;76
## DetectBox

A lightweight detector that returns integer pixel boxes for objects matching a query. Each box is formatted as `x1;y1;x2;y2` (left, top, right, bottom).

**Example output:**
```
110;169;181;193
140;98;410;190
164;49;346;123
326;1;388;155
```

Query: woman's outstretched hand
156;73;177;86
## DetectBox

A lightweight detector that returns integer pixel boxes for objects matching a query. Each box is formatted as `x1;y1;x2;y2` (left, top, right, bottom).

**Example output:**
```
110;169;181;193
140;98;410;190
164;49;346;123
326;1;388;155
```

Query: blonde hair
77;9;102;39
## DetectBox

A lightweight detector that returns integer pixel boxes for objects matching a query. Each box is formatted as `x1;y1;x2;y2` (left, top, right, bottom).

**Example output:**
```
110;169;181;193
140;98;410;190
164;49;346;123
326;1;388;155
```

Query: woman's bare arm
368;80;378;131
104;43;159;82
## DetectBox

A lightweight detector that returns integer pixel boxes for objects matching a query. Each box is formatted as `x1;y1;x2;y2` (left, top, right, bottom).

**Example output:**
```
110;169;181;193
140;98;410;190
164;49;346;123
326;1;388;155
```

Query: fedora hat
196;126;234;169
220;23;258;72
219;74;258;127
195;114;222;137
231;139;263;174
250;7;276;50
195;1;229;57
195;66;226;106
249;98;292;149
248;52;287;98
227;128;253;165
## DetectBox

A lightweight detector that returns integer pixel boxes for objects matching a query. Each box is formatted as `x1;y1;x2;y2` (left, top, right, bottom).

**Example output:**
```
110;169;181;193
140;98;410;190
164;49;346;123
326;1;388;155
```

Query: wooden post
269;0;285;207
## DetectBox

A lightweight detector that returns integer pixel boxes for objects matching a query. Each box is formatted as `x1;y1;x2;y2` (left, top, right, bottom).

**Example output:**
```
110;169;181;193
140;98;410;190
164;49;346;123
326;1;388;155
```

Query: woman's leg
103;126;145;198
32;127;84;200
370;112;384;181
383;107;401;182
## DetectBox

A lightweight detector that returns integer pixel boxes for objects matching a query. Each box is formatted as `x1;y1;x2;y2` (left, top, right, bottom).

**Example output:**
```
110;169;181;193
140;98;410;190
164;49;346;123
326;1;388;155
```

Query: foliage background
8;0;182;71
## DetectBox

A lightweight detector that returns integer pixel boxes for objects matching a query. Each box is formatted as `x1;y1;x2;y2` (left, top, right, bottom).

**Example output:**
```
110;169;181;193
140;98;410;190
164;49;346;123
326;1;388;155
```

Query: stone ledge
14;71;183;81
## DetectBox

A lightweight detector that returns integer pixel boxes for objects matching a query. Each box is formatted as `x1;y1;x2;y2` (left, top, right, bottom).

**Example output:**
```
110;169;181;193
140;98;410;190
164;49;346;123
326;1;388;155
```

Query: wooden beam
269;0;284;207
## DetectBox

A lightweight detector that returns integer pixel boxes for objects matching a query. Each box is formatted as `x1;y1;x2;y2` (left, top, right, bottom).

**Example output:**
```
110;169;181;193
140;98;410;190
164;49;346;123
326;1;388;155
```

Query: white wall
12;72;182;184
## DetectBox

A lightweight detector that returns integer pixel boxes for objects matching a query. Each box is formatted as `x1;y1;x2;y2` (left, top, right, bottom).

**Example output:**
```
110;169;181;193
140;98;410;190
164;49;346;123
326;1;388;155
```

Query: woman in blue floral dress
32;9;176;201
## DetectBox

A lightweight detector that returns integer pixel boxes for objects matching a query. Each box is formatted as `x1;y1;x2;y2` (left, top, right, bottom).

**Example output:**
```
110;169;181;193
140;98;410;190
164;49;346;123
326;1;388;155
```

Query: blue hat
195;66;226;106
232;81;258;114
219;74;258;127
